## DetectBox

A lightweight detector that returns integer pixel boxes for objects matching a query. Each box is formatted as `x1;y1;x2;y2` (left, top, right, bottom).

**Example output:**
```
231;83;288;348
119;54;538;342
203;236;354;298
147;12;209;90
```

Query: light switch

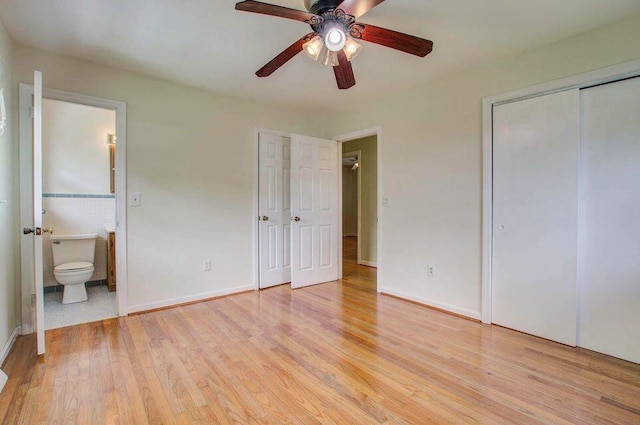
383;195;391;207
129;192;141;207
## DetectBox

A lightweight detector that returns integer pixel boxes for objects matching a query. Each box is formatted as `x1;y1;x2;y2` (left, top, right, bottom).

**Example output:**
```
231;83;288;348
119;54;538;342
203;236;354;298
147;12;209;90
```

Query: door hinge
31;293;36;306
29;106;34;119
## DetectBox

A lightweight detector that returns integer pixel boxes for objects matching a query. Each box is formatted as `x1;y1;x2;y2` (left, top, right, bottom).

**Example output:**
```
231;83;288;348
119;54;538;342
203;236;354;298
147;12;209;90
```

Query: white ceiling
2;0;640;111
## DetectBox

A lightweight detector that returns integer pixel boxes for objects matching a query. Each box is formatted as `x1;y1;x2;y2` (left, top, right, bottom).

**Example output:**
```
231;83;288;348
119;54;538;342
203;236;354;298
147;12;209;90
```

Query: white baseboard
1;326;20;393
0;370;7;394
126;285;255;314
380;288;481;321
358;260;377;268
0;326;20;366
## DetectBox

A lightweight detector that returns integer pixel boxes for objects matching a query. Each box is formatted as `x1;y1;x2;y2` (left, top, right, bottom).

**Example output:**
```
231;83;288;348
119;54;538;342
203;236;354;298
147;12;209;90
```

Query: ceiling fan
235;0;433;89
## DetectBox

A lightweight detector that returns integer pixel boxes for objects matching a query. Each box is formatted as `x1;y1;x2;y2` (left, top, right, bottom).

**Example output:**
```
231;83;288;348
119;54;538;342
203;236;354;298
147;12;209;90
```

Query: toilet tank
50;234;97;267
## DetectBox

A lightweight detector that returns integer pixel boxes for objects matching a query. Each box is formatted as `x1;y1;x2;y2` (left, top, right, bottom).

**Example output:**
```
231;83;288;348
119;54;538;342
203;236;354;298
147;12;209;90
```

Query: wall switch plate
129;192;141;207
427;265;435;277
383;195;391;207
203;259;212;272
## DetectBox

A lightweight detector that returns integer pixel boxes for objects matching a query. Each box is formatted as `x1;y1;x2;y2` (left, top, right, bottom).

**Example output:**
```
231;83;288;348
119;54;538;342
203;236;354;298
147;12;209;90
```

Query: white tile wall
42;197;115;287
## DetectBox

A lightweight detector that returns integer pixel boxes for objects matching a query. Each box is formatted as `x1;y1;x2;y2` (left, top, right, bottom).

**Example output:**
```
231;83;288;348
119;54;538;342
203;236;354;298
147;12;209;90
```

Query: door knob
23;227;34;235
293;216;301;222
43;227;54;234
261;216;269;221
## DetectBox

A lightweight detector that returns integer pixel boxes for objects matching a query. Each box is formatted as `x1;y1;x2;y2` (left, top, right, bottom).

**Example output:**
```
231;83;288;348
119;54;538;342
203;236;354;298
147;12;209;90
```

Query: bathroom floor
44;285;117;330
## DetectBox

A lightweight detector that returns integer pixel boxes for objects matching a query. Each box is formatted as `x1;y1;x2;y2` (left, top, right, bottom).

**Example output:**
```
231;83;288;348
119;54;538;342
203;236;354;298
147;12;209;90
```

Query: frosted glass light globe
324;28;346;52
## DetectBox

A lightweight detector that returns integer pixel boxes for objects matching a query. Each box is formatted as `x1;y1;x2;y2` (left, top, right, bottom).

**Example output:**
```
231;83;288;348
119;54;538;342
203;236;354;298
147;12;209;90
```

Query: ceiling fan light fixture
302;35;324;61
235;0;434;90
324;27;346;52
322;49;339;67
343;37;363;62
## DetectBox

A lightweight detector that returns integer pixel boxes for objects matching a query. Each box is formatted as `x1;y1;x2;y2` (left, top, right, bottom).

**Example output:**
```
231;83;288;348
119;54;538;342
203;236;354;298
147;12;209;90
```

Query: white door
578;77;640;364
20;72;46;354
258;133;292;288
290;134;338;288
33;72;45;355
492;89;580;346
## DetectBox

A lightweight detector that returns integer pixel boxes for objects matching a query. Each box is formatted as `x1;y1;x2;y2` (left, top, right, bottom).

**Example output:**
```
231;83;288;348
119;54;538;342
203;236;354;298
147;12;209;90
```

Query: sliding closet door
492;89;580;346
578;77;640;364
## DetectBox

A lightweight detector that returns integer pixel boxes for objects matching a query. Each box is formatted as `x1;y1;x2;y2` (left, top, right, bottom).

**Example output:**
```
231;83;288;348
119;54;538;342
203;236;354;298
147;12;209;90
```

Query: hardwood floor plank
1;237;639;424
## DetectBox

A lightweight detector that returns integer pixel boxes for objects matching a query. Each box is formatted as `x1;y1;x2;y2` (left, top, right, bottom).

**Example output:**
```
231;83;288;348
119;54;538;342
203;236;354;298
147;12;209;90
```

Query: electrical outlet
427;265;435;277
203;259;212;272
383;195;391;207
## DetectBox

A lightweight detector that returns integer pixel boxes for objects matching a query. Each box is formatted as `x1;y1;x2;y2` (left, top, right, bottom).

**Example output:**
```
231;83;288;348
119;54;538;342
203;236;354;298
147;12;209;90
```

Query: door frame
19;84;128;332
334;126;382;292
481;58;640;325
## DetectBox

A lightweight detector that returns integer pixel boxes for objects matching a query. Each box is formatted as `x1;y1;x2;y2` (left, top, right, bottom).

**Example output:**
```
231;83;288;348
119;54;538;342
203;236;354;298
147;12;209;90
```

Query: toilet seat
54;261;94;274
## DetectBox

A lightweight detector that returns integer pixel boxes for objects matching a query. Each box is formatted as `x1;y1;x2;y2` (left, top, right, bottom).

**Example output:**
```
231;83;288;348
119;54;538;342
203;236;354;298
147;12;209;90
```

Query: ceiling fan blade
337;0;386;18
358;24;433;57
333;50;356;90
235;1;316;23
256;33;315;77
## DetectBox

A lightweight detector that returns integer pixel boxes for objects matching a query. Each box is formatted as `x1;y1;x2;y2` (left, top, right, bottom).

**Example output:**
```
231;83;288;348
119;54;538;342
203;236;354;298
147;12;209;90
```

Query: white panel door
33;72;45;354
579;77;640;364
290;134;338;288
258;133;291;288
492;89;580;346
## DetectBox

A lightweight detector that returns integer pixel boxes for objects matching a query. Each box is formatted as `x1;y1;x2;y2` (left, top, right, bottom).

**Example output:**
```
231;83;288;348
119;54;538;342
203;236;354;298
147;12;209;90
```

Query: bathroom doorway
41;99;118;329
19;85;128;337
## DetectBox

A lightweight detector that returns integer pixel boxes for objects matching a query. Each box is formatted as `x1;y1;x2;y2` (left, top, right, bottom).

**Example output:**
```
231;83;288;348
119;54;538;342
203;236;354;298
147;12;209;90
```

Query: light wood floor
1;237;639;424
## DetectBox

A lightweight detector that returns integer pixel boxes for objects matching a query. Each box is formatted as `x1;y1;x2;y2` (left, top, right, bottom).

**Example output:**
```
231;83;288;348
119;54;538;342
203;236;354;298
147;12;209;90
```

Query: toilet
50;233;97;304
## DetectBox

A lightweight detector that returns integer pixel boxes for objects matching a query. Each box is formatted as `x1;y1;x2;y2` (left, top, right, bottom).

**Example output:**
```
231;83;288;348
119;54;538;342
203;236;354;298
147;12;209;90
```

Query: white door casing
578;77;640;364
492;89;580;346
258;133;292;288
334;126;382;289
290;134;338;288
19;84;128;330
